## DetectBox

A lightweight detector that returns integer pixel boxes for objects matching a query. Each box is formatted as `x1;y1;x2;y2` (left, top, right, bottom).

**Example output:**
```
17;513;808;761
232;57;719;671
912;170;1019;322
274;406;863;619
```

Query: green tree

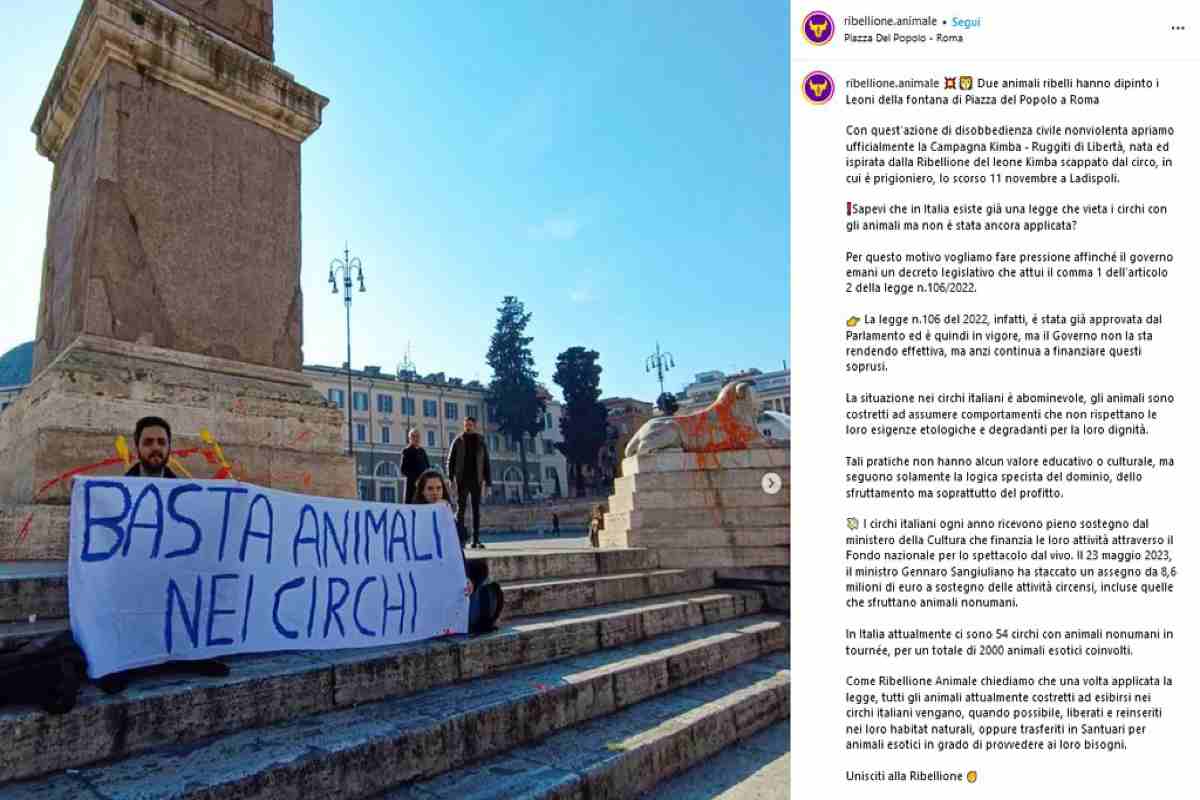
553;346;609;497
486;297;545;498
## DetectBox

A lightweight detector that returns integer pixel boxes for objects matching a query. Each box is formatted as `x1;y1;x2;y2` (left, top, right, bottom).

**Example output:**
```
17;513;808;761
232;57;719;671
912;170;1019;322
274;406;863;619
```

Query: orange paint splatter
675;400;759;454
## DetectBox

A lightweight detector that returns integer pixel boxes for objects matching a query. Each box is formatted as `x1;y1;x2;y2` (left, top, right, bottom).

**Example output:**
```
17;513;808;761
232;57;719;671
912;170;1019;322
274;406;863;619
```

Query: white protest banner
68;477;469;677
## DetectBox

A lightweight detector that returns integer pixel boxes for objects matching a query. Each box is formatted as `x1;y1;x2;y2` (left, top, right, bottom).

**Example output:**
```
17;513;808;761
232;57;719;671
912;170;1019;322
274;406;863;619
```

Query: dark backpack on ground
465;559;505;634
0;631;87;715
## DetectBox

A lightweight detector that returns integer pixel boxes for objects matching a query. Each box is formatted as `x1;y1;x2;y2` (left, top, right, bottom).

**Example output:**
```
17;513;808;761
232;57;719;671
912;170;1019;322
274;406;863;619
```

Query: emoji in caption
847;316;861;327
847;517;859;530
967;770;978;784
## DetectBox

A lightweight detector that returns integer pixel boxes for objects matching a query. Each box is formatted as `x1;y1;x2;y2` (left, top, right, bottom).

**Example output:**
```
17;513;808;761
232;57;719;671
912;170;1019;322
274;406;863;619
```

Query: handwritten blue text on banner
68;477;469;677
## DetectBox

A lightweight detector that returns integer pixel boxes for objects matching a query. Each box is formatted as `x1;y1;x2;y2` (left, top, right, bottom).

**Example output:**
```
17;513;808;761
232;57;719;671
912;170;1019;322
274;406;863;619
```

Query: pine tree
485;297;545;498
553;346;608;497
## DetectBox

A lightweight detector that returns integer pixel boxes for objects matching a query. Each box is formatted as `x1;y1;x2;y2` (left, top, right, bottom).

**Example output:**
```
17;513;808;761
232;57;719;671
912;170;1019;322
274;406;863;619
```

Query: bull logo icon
803;70;835;104
802;11;835;45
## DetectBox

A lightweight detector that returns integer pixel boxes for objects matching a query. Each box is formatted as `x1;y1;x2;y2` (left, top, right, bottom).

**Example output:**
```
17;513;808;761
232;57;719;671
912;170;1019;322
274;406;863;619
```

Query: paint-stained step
383;652;790;799
0;589;765;783
2;615;788;798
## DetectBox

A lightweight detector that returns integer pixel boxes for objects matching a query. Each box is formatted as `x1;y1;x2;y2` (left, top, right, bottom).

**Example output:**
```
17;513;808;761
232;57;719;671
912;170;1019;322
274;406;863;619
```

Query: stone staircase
0;547;789;797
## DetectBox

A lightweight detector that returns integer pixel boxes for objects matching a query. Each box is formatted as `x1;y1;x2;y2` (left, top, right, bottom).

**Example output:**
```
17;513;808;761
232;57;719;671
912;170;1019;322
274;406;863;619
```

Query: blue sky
0;1;788;400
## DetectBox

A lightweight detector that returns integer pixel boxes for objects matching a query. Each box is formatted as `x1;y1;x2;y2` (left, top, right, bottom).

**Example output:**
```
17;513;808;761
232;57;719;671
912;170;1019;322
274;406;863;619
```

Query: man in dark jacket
399;428;430;503
446;416;492;549
105;415;228;688
125;416;178;478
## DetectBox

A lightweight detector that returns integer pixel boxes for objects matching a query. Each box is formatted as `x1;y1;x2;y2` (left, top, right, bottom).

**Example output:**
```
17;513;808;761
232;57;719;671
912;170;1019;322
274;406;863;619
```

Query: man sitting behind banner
97;415;228;692
125;415;178;478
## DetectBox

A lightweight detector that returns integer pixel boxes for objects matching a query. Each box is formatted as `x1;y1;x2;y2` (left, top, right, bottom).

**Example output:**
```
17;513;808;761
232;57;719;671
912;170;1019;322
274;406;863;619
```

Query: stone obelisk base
0;335;353;559
599;447;790;571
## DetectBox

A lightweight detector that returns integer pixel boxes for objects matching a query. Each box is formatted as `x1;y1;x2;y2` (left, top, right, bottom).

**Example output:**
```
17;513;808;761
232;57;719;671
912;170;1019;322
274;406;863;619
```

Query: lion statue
624;381;768;457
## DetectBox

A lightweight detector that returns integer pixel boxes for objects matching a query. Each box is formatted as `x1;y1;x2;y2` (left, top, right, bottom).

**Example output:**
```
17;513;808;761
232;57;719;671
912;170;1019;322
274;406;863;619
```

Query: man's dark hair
134;415;172;445
465;416;477;423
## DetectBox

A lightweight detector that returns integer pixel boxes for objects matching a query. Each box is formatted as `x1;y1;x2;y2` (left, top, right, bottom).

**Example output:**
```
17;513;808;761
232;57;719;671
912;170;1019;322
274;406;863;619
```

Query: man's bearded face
137;426;171;471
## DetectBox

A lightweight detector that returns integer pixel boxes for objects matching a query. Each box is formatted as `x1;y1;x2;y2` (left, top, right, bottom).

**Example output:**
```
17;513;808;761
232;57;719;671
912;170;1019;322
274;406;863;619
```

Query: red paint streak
33;456;127;500
289;430;315;445
17;513;33;542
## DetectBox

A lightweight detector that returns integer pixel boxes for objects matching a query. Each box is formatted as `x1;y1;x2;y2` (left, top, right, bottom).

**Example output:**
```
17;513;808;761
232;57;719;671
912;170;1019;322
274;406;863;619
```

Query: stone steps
0;587;764;783
615;466;790;493
0;561;65;624
2;614;788;797
620;449;789;476
382;651;790;799
605;526;790;550
643;716;790;799
653;547;790;569
0;548;661;625
604;506;790;533
608;487;788;514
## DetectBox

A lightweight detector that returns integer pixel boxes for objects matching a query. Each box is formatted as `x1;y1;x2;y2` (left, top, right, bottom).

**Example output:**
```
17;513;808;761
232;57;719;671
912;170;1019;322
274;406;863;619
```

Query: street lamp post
329;243;365;459
397;346;416;442
645;342;676;398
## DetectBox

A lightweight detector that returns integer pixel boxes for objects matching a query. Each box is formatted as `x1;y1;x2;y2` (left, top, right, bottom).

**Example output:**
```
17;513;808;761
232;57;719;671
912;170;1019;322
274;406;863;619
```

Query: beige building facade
305;364;559;503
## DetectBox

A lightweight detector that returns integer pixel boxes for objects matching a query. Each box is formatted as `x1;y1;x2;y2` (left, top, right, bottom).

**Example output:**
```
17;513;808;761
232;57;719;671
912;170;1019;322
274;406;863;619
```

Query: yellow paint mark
200;429;233;472
168;457;193;478
114;436;132;467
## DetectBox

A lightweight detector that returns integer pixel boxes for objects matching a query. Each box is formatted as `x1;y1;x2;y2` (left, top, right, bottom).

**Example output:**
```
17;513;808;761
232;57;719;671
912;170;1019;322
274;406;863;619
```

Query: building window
328;388;344;408
427;430;436;447
356;423;366;442
545;414;553;430
445;402;458;420
379;485;397;503
447;428;458;443
401;397;415;416
353;392;369;411
488;434;499;451
358;480;373;501
543;440;555;455
378;394;393;414
486;405;497;423
423;399;438;417
381;426;391;444
466;404;479;420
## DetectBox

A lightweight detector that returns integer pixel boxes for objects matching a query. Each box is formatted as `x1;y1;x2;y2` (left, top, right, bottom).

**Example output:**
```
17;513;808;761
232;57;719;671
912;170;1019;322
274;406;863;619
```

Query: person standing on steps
400;428;430;504
446;416;492;549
